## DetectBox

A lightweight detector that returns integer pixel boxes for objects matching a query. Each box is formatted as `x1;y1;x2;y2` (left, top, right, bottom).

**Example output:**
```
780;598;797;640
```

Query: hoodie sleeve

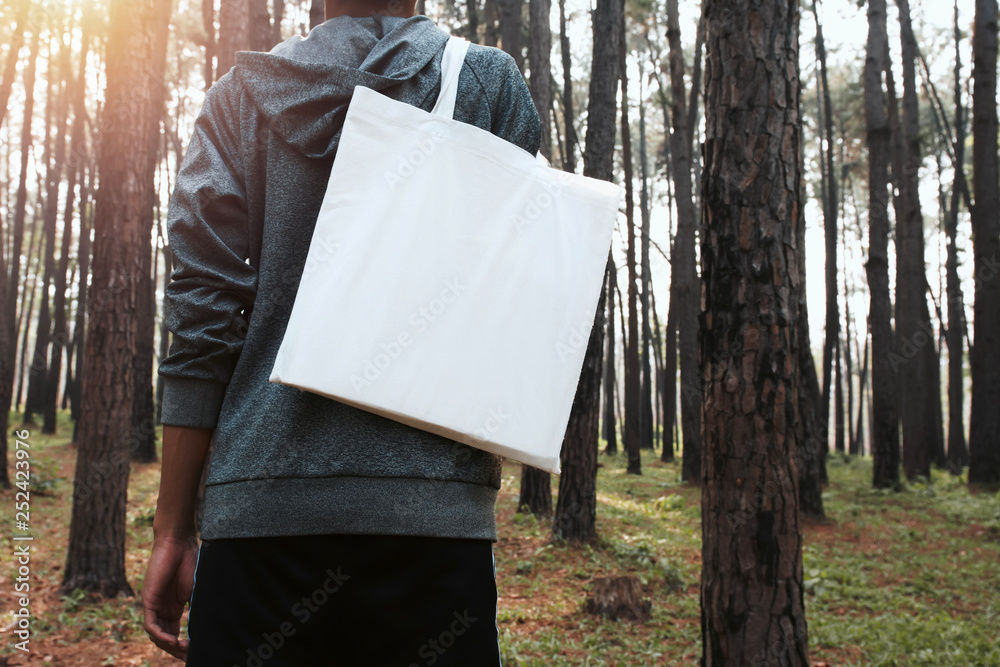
157;74;257;429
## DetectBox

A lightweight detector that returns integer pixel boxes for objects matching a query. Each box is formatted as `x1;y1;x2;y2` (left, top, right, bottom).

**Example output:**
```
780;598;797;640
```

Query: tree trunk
62;0;172;597
528;0;551;159
811;0;839;473
0;33;39;488
132;0;172;464
0;0;30;130
864;0;901;490
620;33;641;476
484;0;499;47
552;0;620;544
856;332;869;457
665;0;701;484
202;0;216;89
517;464;552;517
946;0;968;473
467;0;480;43
272;0;284;46
218;0;251;75
497;0;524;72
700;0;810;662
585;576;651;622
70;163;94;439
661;300;676;462
639;76;654;454
557;0;576;173
310;0;324;29
894;0;941;480
834;339;845;455
603;260;618;453
249;0;273;52
968;0;1000;486
45;33;91;435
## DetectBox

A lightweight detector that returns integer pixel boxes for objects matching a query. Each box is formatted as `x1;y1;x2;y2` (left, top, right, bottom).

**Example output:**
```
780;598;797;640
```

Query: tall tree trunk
661;300;676;462
665;0;701;483
484;0;499;47
620;33;641;476
517;0;553;512
552;0;620;544
946;0;968;472
218;0;251;75
700;0;810;662
557;0;576;172
968;0;1000;486
132;0;172;463
639;76;654;453
811;0;839;472
44;32;91;435
26;43;70;427
0;0;30;130
310;0;324;30
834;339;845;454
467;0;480;43
894;0;940;480
0;28;37;488
528;0;551;159
62;0;172;597
70;163;94;440
864;0;900;490
603;259;618;453
249;0;273;52
202;0;216;89
497;0;524;72
15;213;41;412
856;331;870;457
272;0;285;46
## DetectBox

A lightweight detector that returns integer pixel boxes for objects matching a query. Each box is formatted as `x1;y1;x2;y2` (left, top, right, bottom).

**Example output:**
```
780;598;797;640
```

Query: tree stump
585;576;651;622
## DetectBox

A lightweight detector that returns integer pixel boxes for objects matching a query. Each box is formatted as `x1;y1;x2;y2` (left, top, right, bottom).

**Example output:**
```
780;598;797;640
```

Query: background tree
552;0;620;543
864;0;900;489
968;0;1000;486
62;0;172;596
699;0;810;662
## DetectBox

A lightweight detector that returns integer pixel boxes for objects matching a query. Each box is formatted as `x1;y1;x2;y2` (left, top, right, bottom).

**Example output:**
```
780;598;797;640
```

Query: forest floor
0;411;998;666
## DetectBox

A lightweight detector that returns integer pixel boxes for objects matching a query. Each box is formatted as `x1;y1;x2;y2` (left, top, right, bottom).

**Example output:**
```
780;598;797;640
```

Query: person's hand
142;533;199;660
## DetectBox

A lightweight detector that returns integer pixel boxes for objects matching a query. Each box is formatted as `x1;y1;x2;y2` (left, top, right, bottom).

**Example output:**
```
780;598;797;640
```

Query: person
140;0;541;663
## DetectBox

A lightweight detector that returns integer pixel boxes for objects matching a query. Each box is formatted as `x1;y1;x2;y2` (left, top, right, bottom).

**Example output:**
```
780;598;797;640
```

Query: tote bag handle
430;36;471;119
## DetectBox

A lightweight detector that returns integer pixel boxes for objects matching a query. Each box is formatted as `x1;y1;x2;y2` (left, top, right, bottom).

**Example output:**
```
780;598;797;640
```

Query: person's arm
142;425;212;661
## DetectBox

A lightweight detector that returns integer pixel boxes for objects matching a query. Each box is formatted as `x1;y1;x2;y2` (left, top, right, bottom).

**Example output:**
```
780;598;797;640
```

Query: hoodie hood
233;15;449;159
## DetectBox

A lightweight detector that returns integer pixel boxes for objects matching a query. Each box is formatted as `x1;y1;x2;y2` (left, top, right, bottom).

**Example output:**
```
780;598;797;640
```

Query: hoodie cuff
160;376;227;429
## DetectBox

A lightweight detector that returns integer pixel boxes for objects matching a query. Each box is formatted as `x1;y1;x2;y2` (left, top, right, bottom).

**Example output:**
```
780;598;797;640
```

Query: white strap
431;36;471;119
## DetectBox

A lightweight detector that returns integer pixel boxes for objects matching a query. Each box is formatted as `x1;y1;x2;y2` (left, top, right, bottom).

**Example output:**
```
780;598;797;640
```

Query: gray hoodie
158;15;541;541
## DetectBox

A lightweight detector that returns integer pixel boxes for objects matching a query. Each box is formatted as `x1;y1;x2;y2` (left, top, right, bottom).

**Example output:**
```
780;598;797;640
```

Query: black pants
185;534;502;667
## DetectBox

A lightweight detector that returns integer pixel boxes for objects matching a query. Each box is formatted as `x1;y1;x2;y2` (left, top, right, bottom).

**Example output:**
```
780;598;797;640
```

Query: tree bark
894;0;941;480
864;0;901;490
557;0;576;172
0;0;30;130
603;260;618;453
968;0;1000;486
620;31;641;476
661;299;676;462
665;0;701;483
484;0;499;47
528;0;551;159
44;32;91;435
0;32;39;487
62;0;172;597
945;0;968;473
202;0;216;89
70;163;94;440
218;0;251;75
639;74;655;454
249;0;273;52
700;0;810;662
497;0;524;72
552;0;620;544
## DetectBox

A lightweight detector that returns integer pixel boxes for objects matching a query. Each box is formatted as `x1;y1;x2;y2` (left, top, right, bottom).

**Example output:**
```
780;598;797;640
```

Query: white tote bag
269;36;621;474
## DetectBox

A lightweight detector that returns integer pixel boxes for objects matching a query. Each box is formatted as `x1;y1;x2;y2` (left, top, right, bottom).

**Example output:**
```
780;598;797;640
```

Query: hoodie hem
200;475;499;542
